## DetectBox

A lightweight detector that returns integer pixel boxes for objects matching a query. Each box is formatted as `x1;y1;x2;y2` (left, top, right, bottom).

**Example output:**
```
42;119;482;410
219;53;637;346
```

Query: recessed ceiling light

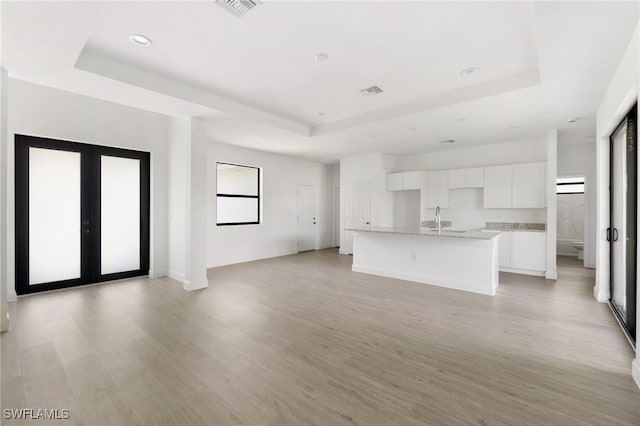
314;53;329;62
507;126;519;130
456;118;467;122
439;138;455;144
318;112;326;117
568;117;578;123
371;134;379;138
460;67;480;76
408;128;417;131
129;34;152;46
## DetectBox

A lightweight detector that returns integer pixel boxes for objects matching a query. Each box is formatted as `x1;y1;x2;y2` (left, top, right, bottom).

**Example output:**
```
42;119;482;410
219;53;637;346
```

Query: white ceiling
2;1;638;163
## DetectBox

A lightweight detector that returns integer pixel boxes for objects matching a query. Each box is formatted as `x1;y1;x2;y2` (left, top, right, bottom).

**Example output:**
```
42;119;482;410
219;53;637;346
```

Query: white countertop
481;228;546;233
347;226;501;240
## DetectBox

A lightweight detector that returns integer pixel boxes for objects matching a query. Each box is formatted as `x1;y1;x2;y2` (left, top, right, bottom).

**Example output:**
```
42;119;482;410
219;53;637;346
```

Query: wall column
1;68;10;331
167;117;208;291
546;129;558;280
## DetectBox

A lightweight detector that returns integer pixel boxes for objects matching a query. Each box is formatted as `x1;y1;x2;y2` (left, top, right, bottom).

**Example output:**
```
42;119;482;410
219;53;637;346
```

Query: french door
15;134;150;295
609;104;637;342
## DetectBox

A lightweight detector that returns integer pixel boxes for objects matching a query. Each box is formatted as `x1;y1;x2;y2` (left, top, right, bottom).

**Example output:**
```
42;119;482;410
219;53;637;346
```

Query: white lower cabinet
498;232;511;268
509;231;546;273
489;231;546;275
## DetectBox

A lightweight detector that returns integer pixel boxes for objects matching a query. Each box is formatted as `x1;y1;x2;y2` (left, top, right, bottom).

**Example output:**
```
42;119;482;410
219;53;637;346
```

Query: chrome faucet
435;206;441;234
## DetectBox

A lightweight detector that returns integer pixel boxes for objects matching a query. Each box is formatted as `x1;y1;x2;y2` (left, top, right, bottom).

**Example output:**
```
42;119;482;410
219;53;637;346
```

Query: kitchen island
347;226;502;296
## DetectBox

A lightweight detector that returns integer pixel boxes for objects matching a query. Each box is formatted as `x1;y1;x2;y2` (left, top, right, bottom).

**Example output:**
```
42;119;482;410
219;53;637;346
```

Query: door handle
613;228;619;242
607;228;611;241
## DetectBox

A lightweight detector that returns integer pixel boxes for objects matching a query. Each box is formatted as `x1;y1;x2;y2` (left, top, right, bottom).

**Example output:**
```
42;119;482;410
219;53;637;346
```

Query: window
216;162;260;225
556;177;585;194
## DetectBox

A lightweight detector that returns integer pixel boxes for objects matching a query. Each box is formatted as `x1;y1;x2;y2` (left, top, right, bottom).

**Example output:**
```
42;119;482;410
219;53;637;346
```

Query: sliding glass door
609;105;637;342
15;135;150;295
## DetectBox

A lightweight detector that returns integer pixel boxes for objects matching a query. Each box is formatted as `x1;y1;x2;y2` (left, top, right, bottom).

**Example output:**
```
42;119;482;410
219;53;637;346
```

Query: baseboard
338;249;351;255
593;285;609;303
500;266;545;277
632;358;640;390
317;243;336;250
0;303;9;332
352;264;496;296
545;270;558;280
8;289;17;302
183;279;208;291
149;270;167;279
168;271;186;282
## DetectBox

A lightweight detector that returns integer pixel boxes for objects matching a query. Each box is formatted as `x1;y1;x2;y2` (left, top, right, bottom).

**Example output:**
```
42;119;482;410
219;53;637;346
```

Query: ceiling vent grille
360;86;384;96
217;0;261;17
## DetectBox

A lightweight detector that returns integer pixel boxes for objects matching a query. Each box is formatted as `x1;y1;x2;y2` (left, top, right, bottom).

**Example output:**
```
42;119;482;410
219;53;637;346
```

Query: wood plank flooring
1;251;638;425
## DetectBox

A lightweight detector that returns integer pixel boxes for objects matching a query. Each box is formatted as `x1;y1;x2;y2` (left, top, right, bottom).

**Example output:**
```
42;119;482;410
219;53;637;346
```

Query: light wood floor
1;251;638;425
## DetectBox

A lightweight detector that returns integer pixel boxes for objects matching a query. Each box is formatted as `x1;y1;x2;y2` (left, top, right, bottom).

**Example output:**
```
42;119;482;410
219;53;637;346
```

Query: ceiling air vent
360;86;384;96
217;0;261;17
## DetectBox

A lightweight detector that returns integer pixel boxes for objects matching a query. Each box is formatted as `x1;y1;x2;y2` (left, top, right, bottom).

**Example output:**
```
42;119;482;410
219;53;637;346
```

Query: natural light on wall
216;162;261;225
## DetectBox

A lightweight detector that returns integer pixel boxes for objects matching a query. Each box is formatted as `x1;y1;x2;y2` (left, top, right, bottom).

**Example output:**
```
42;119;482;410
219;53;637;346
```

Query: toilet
573;241;584;260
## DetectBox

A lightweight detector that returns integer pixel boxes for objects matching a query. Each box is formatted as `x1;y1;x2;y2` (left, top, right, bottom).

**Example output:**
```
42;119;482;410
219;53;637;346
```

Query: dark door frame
15;134;150;295
608;104;637;343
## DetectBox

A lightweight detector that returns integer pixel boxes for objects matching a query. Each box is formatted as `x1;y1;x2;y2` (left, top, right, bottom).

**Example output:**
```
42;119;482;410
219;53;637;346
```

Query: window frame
216;161;261;226
556;177;585;195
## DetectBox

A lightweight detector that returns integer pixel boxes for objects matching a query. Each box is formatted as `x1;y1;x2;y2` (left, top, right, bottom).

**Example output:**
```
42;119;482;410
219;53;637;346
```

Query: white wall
207;142;333;267
5;79;170;299
557;141;596;266
1;68;9;331
395;139;547;171
167;118;189;281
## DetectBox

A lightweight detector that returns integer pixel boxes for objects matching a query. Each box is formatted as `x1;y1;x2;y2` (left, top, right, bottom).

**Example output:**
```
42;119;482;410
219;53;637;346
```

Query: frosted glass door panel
611;125;627;315
217;197;259;223
29;147;81;285
101;156;140;275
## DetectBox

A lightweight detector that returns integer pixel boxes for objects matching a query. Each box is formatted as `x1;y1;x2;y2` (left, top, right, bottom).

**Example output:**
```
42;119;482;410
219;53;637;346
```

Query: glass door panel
611;124;627;317
100;155;141;275
609;104;637;343
28;147;82;285
15;135;150;295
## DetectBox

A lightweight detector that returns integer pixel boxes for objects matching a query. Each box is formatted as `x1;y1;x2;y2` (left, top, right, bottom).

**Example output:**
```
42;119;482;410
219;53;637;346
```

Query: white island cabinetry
349;226;501;296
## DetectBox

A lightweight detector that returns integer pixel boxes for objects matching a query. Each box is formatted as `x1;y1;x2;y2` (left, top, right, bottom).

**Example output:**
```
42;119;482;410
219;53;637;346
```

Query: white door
346;182;371;254
296;185;316;252
333;186;340;247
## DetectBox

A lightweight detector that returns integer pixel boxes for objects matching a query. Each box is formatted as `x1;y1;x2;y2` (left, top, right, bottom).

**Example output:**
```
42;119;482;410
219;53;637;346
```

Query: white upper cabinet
386;173;404;191
512;162;546;208
448;167;484;189
386;171;424;191
402;171;424;190
423;170;449;208
483;165;512;208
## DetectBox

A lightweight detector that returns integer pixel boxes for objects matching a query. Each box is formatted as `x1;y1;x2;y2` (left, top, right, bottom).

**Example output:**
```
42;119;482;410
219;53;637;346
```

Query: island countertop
346;226;501;240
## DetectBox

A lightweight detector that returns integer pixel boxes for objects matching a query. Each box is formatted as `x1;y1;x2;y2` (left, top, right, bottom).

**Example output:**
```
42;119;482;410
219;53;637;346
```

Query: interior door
609;105;637;342
15;135;150;295
346;182;371;254
296;184;316;252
